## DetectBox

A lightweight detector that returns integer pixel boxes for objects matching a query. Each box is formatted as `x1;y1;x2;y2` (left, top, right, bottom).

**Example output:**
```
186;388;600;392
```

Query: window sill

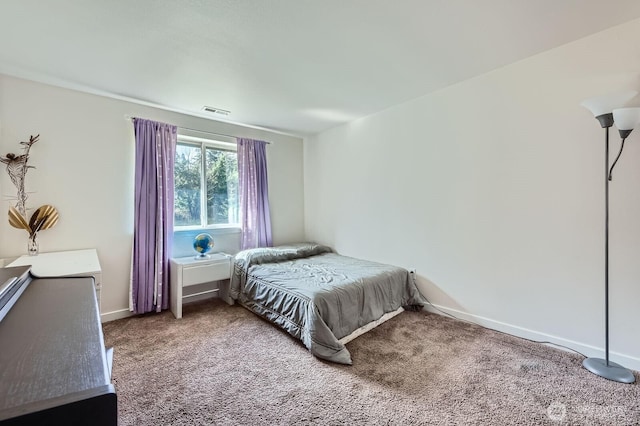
173;226;241;236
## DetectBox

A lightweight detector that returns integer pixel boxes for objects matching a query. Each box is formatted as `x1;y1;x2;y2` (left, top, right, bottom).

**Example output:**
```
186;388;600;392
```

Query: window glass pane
205;147;239;225
174;143;202;226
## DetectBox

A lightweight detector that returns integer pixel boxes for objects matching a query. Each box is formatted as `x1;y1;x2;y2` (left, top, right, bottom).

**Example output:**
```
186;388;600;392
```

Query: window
174;136;239;228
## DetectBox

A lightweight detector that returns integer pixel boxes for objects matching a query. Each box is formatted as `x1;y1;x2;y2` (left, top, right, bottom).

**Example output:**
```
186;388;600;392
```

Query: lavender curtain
237;138;272;249
131;118;177;314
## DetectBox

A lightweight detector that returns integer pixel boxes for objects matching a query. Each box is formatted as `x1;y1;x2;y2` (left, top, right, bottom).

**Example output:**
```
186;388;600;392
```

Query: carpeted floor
103;299;640;425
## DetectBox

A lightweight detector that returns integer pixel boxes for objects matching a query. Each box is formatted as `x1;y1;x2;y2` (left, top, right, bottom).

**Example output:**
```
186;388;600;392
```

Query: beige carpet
103;299;640;425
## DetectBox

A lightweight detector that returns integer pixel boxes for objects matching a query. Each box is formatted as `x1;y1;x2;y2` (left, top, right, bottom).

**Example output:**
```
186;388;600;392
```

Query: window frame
174;135;239;231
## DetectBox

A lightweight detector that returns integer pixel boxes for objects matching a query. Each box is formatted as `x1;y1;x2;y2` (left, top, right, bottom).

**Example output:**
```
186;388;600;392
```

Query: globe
193;233;214;259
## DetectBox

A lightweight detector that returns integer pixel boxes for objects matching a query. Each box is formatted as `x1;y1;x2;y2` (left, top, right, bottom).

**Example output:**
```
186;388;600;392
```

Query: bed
229;243;426;364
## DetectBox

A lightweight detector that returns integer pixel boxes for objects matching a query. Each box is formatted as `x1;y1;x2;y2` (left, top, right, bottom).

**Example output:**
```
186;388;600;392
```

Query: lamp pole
604;126;610;367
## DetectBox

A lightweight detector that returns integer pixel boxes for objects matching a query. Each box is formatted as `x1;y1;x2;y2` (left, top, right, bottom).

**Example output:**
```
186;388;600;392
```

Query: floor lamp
581;91;639;384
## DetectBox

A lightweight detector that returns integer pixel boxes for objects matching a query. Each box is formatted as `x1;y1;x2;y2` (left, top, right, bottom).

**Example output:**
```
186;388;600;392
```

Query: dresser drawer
182;261;230;287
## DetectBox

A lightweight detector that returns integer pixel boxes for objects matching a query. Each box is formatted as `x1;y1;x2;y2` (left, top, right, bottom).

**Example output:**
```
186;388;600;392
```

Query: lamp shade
612;107;640;131
581;91;638;117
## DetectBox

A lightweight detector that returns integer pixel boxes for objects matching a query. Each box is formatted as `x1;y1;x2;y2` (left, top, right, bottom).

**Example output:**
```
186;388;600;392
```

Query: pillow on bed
235;242;332;268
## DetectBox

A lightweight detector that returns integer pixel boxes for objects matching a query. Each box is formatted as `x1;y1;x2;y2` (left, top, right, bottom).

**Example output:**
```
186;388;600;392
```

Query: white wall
0;75;305;319
305;19;640;369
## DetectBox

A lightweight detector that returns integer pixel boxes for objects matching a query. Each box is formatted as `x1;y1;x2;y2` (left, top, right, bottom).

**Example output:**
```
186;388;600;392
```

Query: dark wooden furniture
0;277;116;425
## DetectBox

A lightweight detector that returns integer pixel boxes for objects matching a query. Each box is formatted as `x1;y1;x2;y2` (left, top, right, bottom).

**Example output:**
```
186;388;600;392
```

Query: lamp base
583;358;635;383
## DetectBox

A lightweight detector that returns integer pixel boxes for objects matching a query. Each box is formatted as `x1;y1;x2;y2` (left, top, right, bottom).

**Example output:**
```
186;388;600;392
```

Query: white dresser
169;253;232;319
6;249;102;311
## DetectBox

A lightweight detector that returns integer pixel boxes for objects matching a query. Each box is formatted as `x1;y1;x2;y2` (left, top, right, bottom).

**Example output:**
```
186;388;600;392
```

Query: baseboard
100;294;221;323
424;303;640;372
100;308;134;323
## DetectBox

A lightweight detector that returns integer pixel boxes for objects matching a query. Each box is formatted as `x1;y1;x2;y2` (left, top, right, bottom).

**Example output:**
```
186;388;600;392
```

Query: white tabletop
7;249;101;277
171;252;231;266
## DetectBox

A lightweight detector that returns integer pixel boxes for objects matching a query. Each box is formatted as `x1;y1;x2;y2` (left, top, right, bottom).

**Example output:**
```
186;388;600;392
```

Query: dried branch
1;134;39;216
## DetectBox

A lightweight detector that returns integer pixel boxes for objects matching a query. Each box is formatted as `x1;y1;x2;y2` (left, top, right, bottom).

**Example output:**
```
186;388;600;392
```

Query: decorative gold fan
9;204;59;237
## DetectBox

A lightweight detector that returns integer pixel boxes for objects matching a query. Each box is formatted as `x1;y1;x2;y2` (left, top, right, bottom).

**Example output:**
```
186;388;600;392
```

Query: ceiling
2;1;640;136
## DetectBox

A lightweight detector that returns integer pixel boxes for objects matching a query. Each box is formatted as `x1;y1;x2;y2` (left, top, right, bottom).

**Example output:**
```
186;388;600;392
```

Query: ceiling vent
202;106;231;116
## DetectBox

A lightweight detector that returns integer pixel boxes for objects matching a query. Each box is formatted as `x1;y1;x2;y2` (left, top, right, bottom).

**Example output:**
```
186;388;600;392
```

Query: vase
28;235;39;256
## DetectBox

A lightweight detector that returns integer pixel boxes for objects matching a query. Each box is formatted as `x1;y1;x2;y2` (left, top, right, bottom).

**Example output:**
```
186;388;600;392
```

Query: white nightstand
169;253;232;319
6;249;102;311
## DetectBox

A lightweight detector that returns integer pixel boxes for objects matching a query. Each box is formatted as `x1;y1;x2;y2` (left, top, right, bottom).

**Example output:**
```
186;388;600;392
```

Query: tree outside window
174;140;238;228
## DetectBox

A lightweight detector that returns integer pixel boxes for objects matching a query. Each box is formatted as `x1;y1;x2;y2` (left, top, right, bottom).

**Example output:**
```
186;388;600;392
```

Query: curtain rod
124;115;271;144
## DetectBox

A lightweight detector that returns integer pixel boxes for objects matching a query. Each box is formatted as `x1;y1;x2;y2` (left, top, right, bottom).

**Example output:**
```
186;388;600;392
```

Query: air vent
202;106;231;116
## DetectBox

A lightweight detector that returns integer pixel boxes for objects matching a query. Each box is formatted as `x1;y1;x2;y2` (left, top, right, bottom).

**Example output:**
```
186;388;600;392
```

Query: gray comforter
229;243;425;364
